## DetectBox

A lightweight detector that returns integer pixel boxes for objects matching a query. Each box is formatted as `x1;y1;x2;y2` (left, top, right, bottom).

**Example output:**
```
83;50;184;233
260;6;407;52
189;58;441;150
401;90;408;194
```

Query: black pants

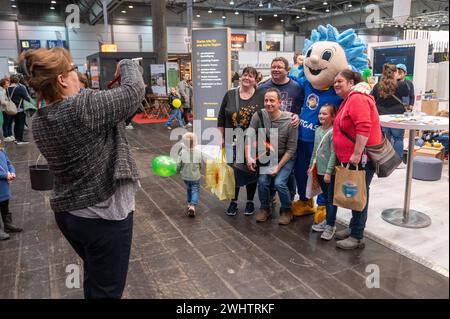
14;112;27;142
0;200;9;216
54;212;134;299
233;182;257;201
0;200;9;228
182;108;191;124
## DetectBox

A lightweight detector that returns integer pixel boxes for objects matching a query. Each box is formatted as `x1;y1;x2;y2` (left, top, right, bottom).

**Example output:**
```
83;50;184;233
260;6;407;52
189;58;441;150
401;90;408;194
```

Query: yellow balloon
172;98;182;108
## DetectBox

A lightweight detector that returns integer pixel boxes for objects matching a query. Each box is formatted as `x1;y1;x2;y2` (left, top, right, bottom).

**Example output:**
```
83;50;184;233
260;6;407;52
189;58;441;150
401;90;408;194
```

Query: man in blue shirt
258;57;304;114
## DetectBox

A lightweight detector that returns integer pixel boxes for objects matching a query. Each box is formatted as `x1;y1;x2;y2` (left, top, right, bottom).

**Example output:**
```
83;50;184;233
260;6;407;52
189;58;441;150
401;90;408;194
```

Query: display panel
373;46;415;76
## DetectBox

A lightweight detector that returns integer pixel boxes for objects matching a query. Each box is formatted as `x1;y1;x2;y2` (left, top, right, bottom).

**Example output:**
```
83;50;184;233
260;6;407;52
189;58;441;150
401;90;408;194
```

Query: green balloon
152;155;177;177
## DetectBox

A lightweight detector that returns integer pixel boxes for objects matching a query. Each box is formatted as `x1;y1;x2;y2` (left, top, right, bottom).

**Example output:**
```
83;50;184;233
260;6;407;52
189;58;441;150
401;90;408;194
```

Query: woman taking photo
218;67;264;216
371;63;410;167
19;48;145;299
333;70;382;250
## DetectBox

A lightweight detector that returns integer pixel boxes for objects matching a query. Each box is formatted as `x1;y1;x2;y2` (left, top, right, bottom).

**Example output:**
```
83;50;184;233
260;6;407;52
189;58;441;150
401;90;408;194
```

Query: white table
379;115;449;228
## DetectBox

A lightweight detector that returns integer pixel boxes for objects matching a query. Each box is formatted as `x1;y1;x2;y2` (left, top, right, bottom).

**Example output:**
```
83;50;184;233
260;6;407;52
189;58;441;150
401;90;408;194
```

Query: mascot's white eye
306;49;312;58
322;50;333;61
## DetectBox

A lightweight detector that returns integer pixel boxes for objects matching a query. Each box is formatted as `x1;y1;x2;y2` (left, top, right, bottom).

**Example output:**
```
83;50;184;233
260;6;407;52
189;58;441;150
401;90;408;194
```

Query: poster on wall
20;40;41;52
166;62;180;94
192;28;231;144
150;64;167;96
231;34;247;50
259;41;281;51
90;60;100;89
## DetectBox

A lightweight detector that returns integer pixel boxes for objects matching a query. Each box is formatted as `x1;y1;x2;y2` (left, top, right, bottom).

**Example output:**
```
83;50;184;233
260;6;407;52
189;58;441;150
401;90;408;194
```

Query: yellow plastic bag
205;149;235;201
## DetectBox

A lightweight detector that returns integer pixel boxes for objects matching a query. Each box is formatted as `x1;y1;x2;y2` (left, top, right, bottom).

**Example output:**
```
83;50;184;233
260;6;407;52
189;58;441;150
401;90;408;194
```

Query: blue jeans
317;174;338;227
295;140;326;205
346;163;376;240
184;180;200;205
165;109;184;127
382;127;404;159
258;159;295;210
2;112;13;137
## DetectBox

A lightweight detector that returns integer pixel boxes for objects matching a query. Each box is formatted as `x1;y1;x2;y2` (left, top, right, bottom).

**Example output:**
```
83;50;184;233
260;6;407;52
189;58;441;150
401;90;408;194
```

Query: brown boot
278;208;293;225
255;208;271;222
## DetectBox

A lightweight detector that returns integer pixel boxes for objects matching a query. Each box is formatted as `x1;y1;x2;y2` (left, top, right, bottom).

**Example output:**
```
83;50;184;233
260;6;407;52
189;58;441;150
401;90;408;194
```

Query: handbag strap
234;87;242;126
6;86;17;101
391;93;405;106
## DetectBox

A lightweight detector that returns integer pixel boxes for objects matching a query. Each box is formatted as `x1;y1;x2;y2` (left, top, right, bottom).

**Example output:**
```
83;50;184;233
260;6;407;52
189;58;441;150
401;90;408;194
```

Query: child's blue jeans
184;180;200;205
317;174;338;227
165;109;184;127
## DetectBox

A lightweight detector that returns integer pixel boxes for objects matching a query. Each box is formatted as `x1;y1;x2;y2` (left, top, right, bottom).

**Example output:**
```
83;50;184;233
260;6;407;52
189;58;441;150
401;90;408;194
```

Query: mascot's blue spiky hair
297;24;368;81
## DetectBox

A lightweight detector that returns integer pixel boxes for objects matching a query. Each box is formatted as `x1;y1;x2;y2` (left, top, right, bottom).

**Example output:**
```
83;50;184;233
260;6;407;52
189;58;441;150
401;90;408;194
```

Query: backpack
4;87;18;116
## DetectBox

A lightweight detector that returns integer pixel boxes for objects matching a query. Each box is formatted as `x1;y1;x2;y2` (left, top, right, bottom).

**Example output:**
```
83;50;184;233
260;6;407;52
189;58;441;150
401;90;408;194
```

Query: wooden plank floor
0;123;448;299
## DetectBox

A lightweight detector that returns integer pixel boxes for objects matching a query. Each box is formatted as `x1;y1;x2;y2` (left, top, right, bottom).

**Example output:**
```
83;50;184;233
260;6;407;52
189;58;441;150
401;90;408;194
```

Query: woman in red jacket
333;70;382;250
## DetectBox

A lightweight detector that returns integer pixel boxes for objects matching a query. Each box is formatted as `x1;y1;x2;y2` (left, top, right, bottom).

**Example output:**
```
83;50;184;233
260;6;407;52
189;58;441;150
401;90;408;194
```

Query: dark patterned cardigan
32;60;145;213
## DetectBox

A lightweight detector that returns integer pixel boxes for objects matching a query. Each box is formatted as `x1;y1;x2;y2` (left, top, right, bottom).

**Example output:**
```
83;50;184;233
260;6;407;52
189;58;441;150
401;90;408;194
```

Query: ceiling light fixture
274;13;278;17
128;5;133;8
208;8;212;13
50;6;55;10
121;10;126;13
51;0;56;3
234;10;239;15
301;6;306;10
323;1;328;5
229;1;234;5
11;4;16;8
259;17;263;21
222;15;226;19
259;1;263;7
325;8;330;12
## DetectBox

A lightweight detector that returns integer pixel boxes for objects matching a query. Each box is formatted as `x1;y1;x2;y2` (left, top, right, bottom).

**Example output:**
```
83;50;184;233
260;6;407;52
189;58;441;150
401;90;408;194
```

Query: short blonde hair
182;132;197;149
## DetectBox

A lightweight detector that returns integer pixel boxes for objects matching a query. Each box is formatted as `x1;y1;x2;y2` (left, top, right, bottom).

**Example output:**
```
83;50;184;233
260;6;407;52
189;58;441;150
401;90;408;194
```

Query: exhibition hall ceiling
1;0;448;32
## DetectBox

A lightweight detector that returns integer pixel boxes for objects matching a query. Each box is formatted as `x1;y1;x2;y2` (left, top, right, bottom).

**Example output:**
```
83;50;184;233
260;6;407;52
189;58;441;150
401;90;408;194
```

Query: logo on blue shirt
306;93;320;110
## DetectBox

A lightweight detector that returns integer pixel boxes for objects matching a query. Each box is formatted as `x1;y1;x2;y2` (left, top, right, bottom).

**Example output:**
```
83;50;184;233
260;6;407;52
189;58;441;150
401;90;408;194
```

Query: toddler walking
177;132;202;217
0;144;22;240
165;87;184;130
310;104;338;240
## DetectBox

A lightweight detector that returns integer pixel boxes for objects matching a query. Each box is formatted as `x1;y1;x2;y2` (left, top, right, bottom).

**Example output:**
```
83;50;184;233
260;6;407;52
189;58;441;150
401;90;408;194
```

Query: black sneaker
5;225;23;233
244;201;255;216
226;202;238;216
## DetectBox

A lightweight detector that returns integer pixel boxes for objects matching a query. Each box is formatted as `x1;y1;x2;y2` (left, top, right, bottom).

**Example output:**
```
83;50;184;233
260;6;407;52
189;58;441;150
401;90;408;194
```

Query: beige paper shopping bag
333;164;367;212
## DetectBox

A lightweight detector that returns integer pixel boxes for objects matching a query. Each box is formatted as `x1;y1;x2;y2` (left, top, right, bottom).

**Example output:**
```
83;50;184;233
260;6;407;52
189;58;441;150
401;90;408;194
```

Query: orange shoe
314;205;327;224
292;199;315;217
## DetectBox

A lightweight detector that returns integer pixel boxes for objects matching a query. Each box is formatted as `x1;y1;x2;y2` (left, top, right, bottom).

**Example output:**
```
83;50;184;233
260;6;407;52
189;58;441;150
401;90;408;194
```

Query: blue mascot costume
290;24;368;223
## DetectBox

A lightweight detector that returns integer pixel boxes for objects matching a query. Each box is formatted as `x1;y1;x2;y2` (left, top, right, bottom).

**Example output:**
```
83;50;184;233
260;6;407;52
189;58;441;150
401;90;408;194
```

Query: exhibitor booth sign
192;28;231;144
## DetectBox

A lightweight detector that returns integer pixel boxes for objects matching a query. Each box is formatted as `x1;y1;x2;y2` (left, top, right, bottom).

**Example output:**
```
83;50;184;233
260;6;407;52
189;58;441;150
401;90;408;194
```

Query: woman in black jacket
5;75;31;144
371;63;410;165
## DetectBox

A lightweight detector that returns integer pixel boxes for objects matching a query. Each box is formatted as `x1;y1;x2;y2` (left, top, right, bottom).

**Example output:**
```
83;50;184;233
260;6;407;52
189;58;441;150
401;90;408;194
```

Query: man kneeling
246;88;298;225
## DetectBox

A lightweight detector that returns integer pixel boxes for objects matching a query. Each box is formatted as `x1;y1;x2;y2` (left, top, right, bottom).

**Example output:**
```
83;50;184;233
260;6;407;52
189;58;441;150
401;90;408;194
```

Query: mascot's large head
299;24;368;90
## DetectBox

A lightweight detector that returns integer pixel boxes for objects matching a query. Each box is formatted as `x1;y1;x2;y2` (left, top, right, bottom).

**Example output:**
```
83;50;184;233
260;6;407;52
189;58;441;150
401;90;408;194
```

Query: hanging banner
150;64;167;96
392;0;411;25
192;28;231;144
166;62;180;94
